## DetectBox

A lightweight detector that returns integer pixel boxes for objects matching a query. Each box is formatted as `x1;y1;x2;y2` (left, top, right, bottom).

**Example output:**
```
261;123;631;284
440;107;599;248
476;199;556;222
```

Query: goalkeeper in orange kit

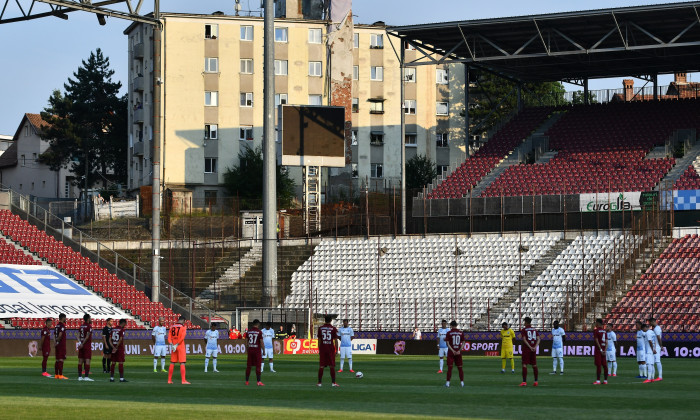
168;317;189;384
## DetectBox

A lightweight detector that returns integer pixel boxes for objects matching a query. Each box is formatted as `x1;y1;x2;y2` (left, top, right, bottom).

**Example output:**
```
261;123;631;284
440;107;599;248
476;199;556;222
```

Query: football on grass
355;372;363;379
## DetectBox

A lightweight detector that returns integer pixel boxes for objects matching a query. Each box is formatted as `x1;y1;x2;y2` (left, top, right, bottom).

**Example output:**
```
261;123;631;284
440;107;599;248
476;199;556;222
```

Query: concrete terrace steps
654;142;700;191
470;111;567;197
197;245;262;302
472;238;574;330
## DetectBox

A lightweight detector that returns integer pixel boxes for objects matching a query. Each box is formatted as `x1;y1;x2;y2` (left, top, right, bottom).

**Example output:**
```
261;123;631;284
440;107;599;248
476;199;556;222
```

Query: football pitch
1;355;699;420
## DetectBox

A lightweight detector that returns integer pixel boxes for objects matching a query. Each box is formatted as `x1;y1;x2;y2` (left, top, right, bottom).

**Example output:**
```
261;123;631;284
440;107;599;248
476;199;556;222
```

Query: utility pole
151;0;161;302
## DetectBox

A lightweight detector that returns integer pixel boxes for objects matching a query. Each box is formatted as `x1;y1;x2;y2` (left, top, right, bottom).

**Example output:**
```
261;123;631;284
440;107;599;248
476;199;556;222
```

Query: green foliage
571;91;598;105
469;72;567;133
406;155;437;190
39;49;127;192
223;145;296;207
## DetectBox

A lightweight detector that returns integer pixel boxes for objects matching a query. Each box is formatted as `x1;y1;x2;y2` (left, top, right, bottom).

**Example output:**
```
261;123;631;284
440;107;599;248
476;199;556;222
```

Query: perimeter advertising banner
579;191;657;212
283;338;377;355
0;265;132;319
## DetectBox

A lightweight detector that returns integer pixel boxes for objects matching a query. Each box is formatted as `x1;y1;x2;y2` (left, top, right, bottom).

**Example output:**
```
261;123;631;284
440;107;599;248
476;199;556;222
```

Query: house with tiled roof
0;113;80;199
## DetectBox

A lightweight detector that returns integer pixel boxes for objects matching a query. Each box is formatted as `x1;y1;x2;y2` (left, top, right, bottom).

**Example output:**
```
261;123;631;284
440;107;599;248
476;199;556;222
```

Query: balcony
134;108;144;123
133;76;144;91
133;142;144;156
133;42;144;58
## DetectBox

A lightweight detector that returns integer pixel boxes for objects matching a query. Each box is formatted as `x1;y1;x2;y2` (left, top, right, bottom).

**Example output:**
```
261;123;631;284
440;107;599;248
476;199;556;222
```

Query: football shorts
637;348;646;363
340;347;352;359
446;352;463;367
551;348;563;358
205;348;219;358
263;347;274;359
439;348;448;358
501;347;513;359
646;352;654;366
521;348;536;365
606;351;616;362
654;351;661;363
78;346;92;360
170;344;186;363
153;345;167;357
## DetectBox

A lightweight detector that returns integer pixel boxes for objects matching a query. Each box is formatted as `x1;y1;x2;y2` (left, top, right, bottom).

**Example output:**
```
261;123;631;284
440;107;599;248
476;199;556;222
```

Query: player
592;318;608;385
445;320;465;388
648;317;663;381
635;321;647;378
77;314;94;382
519;317;540;387
152;317;168;372
245;319;264;386
550;320;566;375
338;319;355;373
102;318;113;373
499;322;515;374
606;323;617;377
204;322;220;373
261;322;276;373
110;318;128;383
437;319;449;374
317;315;340;387
168;316;189;384
54;313;68;380
40;318;53;377
642;323;656;383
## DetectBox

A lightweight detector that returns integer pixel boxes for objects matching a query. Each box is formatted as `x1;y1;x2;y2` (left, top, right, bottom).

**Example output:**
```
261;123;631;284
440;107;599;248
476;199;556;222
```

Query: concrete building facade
125;7;468;201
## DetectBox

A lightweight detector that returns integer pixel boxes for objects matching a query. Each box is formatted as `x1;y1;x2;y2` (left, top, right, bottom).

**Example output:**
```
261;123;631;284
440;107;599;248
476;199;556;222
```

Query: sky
0;0;691;135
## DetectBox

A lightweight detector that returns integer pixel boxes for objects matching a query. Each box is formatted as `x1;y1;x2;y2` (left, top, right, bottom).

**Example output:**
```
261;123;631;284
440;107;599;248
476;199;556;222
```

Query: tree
39;49;127;196
571;91;598;105
223;145;296;207
468;72;567;134
406;155;437;190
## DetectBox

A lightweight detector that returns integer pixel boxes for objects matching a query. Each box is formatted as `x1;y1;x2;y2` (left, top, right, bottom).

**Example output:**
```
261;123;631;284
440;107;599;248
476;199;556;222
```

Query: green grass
1;355;699;419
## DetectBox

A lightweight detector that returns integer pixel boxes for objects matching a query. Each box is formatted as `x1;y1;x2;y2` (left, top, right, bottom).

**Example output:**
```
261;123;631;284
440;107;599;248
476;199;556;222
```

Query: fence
563;84;700;104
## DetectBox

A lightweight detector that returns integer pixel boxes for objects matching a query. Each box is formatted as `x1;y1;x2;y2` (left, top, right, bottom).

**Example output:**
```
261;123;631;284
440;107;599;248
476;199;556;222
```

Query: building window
42;180;46;188
436;133;449;148
204;57;219;73
24;126;30;136
204;190;218;206
351;129;358;145
274;60;288;76
241;25;253;41
21;154;25;166
275;27;288;42
32;153;37;160
371;163;383;178
275;93;288;107
370;33;384;49
309;95;322;106
205;24;218;39
405;133;417;146
404;100;416;115
240;92;254;107
64;181;70;198
353;33;359;48
309;61;322;77
436;68;448;85
370;66;383;81
204;158;217;174
31;182;34;190
353;65;359;80
205;91;218;106
352;98;359;113
204;124;218;140
403;68;416;83
370;132;384;145
240;126;254;141
369;100;384;114
309;28;322;44
436;102;449;116
352;163;358;178
437;165;449;177
240;58;254;74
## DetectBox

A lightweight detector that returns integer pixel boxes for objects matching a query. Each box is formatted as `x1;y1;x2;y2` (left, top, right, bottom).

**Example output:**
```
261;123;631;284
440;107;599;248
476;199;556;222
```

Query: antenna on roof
235;0;241;16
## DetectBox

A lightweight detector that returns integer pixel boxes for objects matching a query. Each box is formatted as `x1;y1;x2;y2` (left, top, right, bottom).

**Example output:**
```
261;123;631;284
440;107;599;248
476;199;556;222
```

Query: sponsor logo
283;338;319;354
585;193;632;212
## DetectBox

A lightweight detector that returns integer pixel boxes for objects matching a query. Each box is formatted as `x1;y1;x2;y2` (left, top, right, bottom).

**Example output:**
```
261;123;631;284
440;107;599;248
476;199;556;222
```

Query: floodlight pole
262;0;278;306
400;46;406;235
151;0;161;302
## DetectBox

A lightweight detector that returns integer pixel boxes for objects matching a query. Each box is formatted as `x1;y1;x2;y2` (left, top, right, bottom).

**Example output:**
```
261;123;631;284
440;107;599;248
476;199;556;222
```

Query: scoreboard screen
281;105;346;167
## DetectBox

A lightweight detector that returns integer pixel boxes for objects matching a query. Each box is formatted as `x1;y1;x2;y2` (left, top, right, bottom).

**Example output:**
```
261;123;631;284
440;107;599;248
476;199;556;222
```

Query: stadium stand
0;210;198;329
606;234;700;332
673;164;700;190
481;100;700;197
494;234;640;330
285;235;560;330
426;107;554;199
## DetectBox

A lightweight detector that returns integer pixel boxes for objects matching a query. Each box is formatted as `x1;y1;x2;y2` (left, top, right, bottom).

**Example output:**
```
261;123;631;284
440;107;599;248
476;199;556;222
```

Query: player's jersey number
248;334;258;345
322;330;333;344
527;330;537;341
170;327;181;338
451;335;461;347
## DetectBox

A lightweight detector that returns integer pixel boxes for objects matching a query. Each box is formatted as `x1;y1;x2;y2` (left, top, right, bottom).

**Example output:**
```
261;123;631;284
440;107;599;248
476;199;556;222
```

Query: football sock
78;362;82;378
533;366;538;381
441;359;445;371
607;362;612;374
42;356;48;372
168;364;174;382
102;357;107;372
246;366;252;381
256;372;261;382
501;359;506;370
553;358;557;372
458;366;464;382
612;362;617;375
445;381;450;386
522;366;527;382
656;362;662;378
110;362;116;376
318;368;324;383
268;361;271;371
213;359;217;370
330;368;336;383
84;364;90;378
161;358;165;370
647;364;655;379
58;361;64;376
118;364;124;379
340;359;344;370
154;358;158;369
603;364;608;380
639;365;644;376
348;359;352;370
260;363;264;372
510;358;514;370
180;364;186;382
446;365;453;381
596;365;601;380
205;358;209;370
559;358;564;372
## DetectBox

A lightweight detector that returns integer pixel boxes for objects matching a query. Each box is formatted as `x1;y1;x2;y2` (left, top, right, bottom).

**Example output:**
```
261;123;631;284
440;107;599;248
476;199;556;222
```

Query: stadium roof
387;2;700;82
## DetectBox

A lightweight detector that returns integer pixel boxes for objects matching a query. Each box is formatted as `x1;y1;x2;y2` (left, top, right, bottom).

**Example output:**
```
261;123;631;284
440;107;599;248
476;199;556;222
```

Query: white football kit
606;331;617;362
644;329;656;365
262;328;275;359
339;326;354;359
636;330;647;363
653;325;662;363
551;327;566;358
437;328;449;358
205;329;220;357
152;326;168;357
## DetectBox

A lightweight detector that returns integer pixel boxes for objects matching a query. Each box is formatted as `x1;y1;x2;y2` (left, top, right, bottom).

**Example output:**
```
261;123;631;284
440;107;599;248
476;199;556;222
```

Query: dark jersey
318;324;339;354
79;323;92;347
41;326;51;351
54;322;66;349
593;327;607;354
521;327;539;350
246;327;262;354
102;326;112;347
446;329;465;353
111;326;125;350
